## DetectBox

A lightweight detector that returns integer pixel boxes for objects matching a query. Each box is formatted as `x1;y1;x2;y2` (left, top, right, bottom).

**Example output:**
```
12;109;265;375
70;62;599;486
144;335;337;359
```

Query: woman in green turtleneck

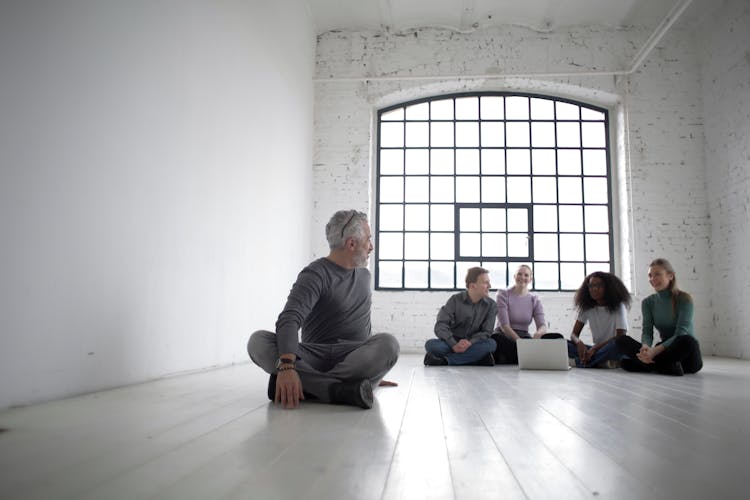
615;258;703;376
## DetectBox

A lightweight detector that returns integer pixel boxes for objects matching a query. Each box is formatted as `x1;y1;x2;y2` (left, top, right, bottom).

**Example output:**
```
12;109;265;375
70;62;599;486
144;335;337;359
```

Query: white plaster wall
0;0;315;409
699;0;750;358
313;22;713;353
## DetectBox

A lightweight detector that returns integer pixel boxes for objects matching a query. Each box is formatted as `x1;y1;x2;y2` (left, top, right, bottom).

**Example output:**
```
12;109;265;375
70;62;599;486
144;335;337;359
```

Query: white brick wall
699;0;750;358
313;21;719;354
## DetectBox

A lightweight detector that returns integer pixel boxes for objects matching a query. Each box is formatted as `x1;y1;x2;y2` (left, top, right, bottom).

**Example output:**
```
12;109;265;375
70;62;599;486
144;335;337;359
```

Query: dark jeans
566;339;623;368
615;335;703;374
424;338;497;365
491;331;564;364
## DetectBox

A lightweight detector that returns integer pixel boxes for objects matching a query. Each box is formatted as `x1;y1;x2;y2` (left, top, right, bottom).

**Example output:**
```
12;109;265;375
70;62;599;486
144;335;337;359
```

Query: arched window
375;92;613;291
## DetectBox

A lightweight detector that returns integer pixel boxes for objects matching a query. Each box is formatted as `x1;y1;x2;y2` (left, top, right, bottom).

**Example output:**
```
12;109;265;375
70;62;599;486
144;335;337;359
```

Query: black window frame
374;91;614;292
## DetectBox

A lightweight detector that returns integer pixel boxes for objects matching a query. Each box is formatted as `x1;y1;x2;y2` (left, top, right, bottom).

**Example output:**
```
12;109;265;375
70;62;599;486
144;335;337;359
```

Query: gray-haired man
247;210;400;409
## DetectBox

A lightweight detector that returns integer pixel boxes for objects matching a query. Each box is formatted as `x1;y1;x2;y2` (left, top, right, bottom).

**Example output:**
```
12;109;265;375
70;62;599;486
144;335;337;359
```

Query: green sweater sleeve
660;297;694;349
641;298;654;347
643;290;695;349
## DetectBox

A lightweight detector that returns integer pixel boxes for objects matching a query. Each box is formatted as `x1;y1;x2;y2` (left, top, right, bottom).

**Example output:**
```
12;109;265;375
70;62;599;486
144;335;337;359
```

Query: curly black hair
574;271;632;312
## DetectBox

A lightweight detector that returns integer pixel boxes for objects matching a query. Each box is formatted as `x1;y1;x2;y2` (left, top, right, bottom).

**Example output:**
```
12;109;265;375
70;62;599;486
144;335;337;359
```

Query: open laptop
516;338;571;371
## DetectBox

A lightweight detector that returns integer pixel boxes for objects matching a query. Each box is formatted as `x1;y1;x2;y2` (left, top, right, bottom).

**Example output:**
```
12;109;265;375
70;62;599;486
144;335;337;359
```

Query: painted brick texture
699;0;750;358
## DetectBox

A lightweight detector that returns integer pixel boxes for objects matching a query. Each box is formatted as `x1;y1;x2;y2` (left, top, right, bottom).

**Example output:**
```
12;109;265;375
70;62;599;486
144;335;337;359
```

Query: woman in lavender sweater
490;265;561;364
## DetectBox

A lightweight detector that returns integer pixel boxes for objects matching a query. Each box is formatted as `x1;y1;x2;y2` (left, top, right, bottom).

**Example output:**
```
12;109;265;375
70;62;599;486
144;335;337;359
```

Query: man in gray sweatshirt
247;210;400;409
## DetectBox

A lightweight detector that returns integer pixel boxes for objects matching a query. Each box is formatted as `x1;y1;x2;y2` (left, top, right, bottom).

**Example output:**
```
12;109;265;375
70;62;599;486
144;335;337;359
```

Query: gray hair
325;209;368;250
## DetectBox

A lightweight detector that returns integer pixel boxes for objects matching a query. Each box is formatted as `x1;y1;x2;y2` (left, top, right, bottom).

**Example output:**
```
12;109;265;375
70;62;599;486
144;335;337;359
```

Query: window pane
482;208;506;231
558;177;582;203
481;177;506;203
484;262;508;288
532;149;556;175
430;261;455;288
430;177;454;203
380;177;403;203
583;149;607;175
406;102;429;120
430;205;454;231
508;208;528;232
378;261;403;288
431;99;454;120
533;233;558;261
404;261;428;288
584;205;609;232
558;149;582;175
378;233;403;259
556;101;580;120
560;234;584;261
480;96;504;119
405;177;429;202
532;177;557;203
556;122;581;147
507;177;531;203
431;149;454;174
508;234;529;257
381;122;404;147
404;232;429;259
405;149;429;174
531;122;555;147
460;233;480;256
581;107;605;120
483;233;506;257
456;149;480;175
430;233;454;260
560;262;585;290
404;204;429;230
507;149;531;174
481;149;505;174
481;122;505;147
506;122;530;147
431;122;454;147
586;234;610;261
405;122;429;147
460;207;480;231
379;204;403;230
505;96;529;119
530;98;554;119
584;177;609;204
455;97;479;120
456;122;479;147
456;177;480;202
533;263;559;290
382;108;404;121
533;205;558;232
559;205;583;232
586;262;610;275
380;149;404;175
582;122;606;148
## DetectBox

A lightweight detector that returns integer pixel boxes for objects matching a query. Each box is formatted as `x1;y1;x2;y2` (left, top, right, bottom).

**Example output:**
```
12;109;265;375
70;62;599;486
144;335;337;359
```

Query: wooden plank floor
1;354;749;500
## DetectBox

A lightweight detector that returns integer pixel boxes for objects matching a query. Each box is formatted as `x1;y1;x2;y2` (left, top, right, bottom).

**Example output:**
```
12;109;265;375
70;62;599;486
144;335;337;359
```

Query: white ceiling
306;0;703;34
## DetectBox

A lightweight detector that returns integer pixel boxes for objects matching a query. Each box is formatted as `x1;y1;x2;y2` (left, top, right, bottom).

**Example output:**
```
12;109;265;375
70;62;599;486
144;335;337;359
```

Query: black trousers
615;335;703;374
491;331;564;364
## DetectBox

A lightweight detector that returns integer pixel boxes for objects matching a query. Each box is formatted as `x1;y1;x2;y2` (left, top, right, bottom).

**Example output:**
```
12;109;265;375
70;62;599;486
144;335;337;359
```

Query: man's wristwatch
275;357;296;372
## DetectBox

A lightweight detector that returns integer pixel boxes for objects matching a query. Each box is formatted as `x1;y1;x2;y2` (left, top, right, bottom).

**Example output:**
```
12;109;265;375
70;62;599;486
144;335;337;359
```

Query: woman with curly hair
615;258;703;376
568;271;631;368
